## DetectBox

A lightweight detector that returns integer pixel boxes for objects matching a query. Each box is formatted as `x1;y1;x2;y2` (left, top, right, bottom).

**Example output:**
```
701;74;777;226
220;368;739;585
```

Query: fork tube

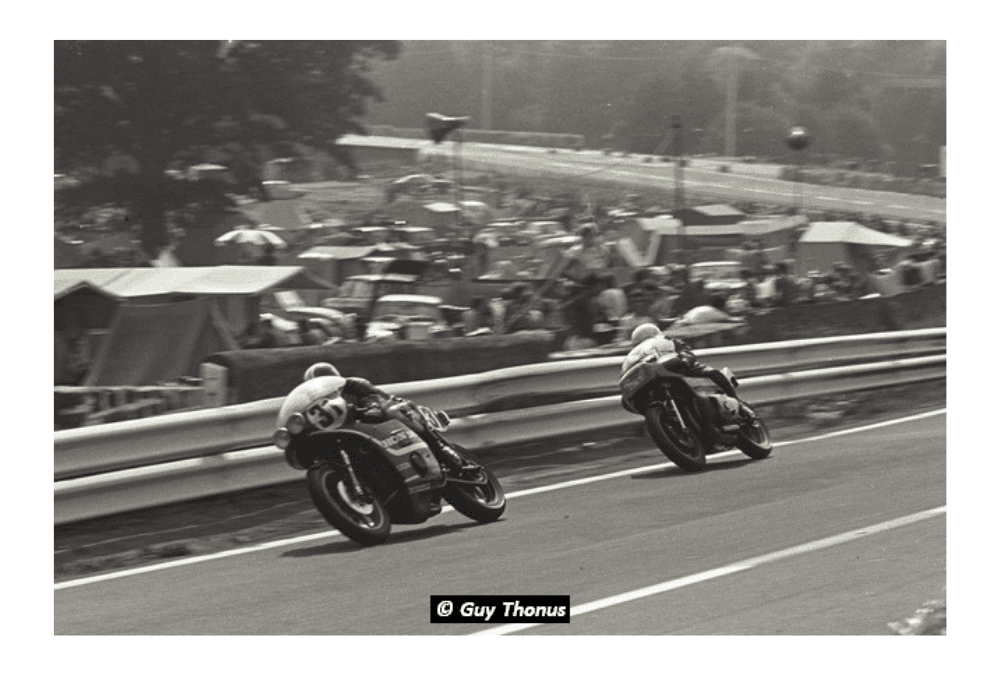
668;397;689;432
340;449;365;494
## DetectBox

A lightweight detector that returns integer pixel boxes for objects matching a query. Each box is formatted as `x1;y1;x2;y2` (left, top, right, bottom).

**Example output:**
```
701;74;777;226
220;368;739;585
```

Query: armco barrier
54;329;945;481
54;337;945;525
54;355;945;524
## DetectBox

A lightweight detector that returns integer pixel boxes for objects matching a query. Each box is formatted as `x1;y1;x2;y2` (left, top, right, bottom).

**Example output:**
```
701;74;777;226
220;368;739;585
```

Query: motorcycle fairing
620;357;702;415
286;421;445;490
277;375;347;428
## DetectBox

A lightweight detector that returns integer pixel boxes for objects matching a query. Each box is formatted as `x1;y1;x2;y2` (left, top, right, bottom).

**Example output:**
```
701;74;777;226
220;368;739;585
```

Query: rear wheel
736;406;773;460
645;399;707;471
442;445;506;523
306;462;391;546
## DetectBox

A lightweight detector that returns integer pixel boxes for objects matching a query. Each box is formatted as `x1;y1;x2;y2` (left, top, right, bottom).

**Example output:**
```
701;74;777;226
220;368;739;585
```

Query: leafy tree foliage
366;40;944;168
55;40;400;257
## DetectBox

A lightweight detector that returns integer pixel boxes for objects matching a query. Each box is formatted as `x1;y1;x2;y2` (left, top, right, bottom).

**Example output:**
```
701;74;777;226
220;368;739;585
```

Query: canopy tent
735;215;807;248
54;279;120;332
616;215;689;267
54;266;334;299
675;204;746;225
296;245;378;285
794;221;914;276
55;266;335;339
84;297;240;386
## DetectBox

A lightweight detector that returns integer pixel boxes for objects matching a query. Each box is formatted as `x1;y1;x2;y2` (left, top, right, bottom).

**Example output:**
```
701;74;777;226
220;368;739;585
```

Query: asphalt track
54;410;945;636
425;142;946;224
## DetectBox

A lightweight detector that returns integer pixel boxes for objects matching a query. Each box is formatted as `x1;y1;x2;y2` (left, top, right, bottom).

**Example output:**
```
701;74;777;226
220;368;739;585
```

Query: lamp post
672;115;687;265
785;126;811;214
425;112;471;209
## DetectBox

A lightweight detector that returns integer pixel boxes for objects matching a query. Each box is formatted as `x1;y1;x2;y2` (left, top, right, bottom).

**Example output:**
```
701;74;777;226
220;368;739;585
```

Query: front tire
736;406;773;460
645;400;707;471
306;462;391;546
443;445;506;523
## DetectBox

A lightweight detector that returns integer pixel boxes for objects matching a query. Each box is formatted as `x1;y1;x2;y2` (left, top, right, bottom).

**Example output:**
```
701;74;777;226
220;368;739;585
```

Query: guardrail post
200;363;228;408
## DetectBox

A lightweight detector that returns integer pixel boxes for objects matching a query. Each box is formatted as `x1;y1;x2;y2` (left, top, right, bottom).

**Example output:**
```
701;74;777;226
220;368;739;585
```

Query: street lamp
785;126;811;214
672;115;688;265
425;112;470;203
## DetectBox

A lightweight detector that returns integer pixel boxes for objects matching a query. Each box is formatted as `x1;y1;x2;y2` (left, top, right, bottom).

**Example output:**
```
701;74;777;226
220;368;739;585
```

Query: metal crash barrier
55;330;946;524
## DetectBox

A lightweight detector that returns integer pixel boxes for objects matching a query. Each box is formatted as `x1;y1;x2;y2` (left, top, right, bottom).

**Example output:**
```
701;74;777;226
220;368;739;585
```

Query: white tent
795;221;914;275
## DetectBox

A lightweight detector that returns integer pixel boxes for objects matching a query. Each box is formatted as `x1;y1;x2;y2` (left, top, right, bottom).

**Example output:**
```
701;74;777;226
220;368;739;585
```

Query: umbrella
392;173;435;188
214;226;288;249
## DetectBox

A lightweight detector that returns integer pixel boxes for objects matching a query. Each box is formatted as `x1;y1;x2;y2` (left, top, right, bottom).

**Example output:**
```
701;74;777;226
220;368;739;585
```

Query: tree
55;40;400;257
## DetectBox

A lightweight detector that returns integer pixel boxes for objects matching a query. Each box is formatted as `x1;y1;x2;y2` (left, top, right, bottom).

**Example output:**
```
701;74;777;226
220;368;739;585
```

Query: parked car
364;294;456;341
322;259;429;323
688;261;748;295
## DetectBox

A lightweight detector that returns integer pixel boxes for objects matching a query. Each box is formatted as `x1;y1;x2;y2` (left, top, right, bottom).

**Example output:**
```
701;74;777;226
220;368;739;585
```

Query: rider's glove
358;403;385;424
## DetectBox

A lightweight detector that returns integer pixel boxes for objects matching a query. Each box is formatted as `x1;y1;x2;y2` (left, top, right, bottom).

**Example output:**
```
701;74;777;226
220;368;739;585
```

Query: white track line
471;505;946;635
55;408;945;591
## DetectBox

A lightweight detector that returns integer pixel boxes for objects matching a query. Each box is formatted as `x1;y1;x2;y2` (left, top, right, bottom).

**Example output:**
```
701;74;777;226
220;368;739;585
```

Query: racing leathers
622;334;750;414
341;376;472;474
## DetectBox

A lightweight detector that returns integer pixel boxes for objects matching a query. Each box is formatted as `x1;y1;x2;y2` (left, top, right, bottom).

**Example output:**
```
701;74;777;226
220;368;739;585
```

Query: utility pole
785;126;811;214
480;41;494;131
724;51;738;158
672;115;685;212
672;115;687;265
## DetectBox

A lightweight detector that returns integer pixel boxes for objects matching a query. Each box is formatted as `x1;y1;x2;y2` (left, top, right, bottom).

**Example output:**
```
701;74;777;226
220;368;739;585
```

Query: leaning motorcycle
273;374;506;546
619;350;773;472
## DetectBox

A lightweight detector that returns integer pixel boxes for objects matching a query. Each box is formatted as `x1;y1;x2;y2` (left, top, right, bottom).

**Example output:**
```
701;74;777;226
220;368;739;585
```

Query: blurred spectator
670;277;710;318
562;273;604;342
298;319;326;346
738;268;761;308
259;243;278;266
562;223;611;283
754;265;778;306
830;262;861;299
741;240;767;276
897;255;924;288
595;272;628;324
462;296;496;335
252;318;280;348
503;283;544;333
482;260;520;280
806;272;837;302
623;267;656;300
772;260;799;307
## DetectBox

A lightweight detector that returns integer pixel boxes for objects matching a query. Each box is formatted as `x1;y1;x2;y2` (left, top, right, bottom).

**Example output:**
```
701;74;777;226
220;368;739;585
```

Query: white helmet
630;322;662;346
304;395;348;430
304;362;340;381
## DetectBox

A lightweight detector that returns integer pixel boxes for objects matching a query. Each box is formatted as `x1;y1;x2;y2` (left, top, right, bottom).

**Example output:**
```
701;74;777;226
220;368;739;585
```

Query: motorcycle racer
302;362;476;476
622;323;754;419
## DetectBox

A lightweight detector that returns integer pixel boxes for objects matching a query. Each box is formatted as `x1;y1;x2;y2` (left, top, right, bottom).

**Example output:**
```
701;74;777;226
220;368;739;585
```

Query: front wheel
443;445;506;523
306;462;391;546
645;400;707;471
736;407;773;460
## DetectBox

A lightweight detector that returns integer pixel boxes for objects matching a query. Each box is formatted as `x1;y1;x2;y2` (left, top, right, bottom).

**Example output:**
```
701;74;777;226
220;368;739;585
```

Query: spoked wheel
306;462;391;546
644;399;707;472
442;444;506;523
736;405;773;460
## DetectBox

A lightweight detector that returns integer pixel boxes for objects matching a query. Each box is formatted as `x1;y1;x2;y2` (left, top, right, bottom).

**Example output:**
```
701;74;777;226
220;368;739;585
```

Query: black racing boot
430;437;479;478
735;396;758;422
